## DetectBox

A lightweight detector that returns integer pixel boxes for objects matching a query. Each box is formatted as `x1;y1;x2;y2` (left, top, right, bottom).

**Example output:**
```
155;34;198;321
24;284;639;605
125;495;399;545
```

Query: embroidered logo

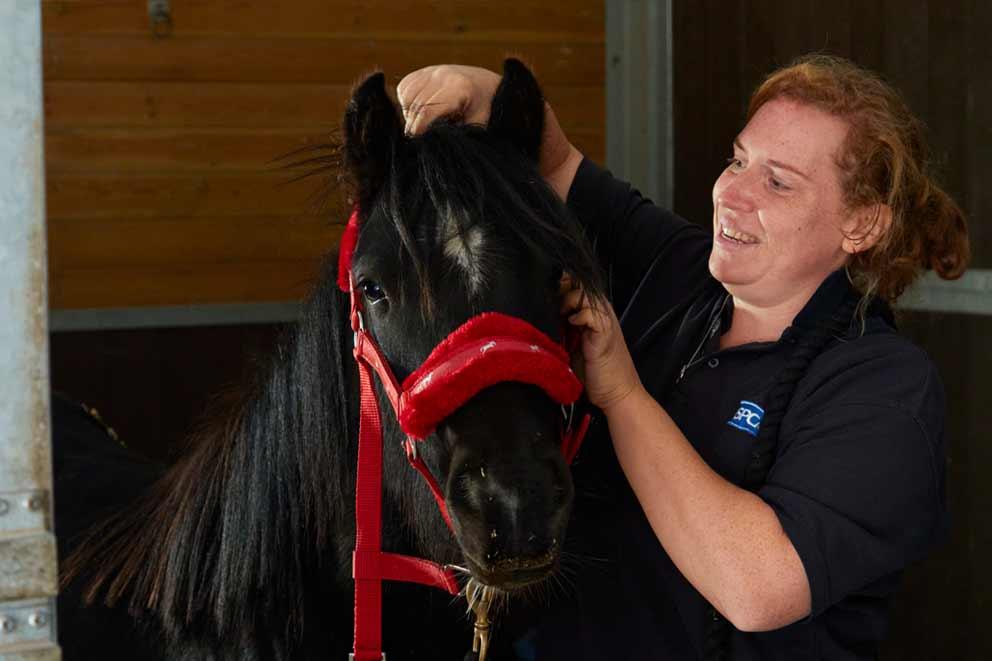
728;400;764;437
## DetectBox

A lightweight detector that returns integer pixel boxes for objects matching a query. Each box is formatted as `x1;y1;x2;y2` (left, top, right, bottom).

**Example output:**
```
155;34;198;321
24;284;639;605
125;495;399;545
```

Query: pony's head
341;59;603;590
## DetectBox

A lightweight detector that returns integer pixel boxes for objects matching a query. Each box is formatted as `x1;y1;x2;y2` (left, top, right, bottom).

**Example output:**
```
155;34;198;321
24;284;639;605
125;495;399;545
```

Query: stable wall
43;0;605;310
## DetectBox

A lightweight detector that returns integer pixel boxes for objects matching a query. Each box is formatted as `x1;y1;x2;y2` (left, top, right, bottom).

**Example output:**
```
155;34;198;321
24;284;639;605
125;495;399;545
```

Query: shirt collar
792;268;854;330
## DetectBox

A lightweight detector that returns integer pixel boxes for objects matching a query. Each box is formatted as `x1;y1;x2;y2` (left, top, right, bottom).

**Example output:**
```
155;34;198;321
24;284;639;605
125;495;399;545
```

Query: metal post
606;0;674;209
0;0;61;658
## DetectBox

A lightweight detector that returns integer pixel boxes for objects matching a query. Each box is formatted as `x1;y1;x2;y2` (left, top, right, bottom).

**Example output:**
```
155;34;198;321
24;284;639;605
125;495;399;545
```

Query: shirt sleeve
757;339;949;617
566;158;712;315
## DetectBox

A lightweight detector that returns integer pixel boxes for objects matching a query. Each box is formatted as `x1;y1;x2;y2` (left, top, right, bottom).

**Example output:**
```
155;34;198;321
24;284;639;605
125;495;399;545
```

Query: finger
405;97;460;135
567;307;597;331
571;303;612;334
396;69;430;120
560;287;586;315
405;84;473;135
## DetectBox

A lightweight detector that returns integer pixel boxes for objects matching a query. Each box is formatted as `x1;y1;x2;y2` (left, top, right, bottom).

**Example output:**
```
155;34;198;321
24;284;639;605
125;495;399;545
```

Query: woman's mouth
718;224;760;245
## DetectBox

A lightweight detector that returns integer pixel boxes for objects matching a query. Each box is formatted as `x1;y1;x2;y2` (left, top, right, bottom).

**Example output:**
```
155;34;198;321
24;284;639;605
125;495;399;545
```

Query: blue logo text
728;400;764;437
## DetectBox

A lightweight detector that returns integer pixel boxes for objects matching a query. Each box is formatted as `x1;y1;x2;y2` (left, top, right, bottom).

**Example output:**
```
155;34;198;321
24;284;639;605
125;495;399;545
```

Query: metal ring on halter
561;402;575;431
353;310;366;348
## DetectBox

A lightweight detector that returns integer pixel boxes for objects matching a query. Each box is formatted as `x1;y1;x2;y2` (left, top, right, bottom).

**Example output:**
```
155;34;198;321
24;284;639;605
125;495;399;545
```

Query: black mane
62;265;357;656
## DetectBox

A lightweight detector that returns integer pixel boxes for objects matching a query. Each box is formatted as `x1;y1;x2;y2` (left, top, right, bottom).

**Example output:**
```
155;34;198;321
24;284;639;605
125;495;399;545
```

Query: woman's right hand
396;63;583;199
396;64;501;136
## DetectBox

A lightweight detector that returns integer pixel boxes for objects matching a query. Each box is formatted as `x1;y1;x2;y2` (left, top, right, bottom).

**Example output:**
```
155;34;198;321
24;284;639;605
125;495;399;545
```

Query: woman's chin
708;253;759;289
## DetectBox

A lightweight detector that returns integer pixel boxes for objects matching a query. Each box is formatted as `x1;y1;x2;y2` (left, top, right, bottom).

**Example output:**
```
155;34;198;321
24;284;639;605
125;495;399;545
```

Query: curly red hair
747;54;970;303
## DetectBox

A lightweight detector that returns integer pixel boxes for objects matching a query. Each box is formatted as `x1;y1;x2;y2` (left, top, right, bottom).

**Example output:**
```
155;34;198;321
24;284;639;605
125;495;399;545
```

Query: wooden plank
43;34;605;86
849;0;886;71
48;216;343;269
883;0;929;118
50;260;328;308
569;129;606;166
45;124;604;172
965;0;990;267
46;171;346;219
45;128;337;173
44;81;604;132
42;0;604;40
43;81;351;130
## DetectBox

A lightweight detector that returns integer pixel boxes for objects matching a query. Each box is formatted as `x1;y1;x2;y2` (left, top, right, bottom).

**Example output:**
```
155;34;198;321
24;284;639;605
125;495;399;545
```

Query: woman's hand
560;280;644;413
396;63;583;199
397;64;501;135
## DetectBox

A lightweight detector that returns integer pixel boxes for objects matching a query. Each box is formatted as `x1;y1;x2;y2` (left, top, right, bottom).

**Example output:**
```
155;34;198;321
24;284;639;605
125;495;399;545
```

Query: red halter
341;209;591;661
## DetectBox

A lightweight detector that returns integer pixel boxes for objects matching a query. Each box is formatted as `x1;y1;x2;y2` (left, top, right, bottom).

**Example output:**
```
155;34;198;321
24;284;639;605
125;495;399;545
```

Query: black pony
54;59;604;660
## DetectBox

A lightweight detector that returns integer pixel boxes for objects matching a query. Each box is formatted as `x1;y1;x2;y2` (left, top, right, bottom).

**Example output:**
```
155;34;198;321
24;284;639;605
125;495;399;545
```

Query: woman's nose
715;168;757;212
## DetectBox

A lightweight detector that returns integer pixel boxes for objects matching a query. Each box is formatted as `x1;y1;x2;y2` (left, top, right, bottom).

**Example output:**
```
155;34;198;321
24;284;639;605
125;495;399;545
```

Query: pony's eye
361;281;387;303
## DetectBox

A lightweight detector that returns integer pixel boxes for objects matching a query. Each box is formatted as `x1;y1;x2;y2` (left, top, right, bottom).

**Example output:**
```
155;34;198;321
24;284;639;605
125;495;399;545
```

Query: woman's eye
361;281;386;303
726;157;744;170
769;177;789;191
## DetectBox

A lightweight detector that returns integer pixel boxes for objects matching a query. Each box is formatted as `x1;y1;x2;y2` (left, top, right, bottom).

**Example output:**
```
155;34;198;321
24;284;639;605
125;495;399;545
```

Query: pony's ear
487;58;545;163
344;72;404;210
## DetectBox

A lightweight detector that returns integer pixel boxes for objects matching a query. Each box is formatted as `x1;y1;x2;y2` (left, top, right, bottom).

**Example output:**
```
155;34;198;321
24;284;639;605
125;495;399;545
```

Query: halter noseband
341;209;591;661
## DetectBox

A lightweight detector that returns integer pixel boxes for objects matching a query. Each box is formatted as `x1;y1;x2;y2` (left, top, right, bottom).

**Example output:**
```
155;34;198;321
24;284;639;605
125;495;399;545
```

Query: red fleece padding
398;312;582;439
337;208;361;292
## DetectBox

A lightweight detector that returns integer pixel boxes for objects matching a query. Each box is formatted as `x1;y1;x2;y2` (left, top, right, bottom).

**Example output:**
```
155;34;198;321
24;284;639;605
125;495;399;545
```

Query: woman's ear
487;58;545;163
842;203;893;254
344;72;404;211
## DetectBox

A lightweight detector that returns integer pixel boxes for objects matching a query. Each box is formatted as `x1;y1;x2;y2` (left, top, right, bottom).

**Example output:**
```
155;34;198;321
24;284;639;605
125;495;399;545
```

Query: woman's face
709;97;854;307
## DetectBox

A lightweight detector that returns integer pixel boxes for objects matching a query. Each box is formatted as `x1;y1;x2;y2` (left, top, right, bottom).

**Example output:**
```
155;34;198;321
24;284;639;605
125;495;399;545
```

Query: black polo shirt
526;160;949;660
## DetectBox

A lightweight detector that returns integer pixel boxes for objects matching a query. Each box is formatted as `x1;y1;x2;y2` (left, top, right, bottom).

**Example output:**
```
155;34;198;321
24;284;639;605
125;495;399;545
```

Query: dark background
50;1;990;659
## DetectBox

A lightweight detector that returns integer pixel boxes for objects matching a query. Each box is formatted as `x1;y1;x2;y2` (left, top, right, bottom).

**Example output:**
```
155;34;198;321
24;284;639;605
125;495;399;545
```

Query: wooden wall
671;1;990;658
43;0;605;309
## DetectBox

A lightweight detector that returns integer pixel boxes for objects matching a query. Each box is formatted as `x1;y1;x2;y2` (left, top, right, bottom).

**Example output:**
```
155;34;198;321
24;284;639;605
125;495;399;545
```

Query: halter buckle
352;310;366;349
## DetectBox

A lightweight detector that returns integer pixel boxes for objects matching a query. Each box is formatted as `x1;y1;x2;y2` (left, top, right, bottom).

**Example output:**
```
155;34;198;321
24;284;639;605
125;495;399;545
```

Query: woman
398;55;969;660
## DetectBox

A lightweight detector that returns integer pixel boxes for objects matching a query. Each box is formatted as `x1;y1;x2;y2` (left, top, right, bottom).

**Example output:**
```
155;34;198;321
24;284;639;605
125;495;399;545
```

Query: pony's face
343;61;602;591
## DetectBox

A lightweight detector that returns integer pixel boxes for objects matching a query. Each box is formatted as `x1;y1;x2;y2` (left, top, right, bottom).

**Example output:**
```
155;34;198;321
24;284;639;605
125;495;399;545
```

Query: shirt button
707;357;720;368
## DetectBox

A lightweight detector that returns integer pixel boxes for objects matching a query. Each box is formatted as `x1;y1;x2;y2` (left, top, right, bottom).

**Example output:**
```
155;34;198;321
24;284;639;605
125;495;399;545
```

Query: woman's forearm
604;386;812;631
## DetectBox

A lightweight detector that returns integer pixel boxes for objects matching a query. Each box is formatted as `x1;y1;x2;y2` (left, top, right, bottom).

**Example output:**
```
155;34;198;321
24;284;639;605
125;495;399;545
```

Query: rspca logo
728;400;764;437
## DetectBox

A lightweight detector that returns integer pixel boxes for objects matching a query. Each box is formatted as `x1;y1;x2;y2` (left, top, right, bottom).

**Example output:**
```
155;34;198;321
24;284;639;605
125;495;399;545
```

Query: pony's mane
61;118;602;657
62;267;356;654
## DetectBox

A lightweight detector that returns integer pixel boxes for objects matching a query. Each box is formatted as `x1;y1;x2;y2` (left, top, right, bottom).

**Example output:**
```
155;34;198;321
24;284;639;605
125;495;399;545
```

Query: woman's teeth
721;226;758;244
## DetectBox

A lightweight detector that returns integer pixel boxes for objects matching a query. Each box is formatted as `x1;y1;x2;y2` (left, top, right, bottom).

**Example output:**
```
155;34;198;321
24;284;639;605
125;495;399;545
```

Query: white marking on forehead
440;207;487;294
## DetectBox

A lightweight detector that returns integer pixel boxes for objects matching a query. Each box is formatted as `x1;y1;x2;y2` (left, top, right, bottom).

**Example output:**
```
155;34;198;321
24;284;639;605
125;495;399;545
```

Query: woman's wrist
599;380;649;419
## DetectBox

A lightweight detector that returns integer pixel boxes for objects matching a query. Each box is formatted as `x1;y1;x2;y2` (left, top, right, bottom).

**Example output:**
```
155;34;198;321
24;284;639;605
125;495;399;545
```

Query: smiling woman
398;53;970;660
710;99;858;317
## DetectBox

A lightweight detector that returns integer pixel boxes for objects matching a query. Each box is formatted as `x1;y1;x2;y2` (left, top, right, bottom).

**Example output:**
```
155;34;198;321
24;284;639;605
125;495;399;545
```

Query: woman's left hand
560;281;644;413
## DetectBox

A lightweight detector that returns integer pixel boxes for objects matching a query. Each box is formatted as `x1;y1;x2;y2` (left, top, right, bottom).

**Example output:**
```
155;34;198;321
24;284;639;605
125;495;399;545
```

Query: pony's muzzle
448;455;573;590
